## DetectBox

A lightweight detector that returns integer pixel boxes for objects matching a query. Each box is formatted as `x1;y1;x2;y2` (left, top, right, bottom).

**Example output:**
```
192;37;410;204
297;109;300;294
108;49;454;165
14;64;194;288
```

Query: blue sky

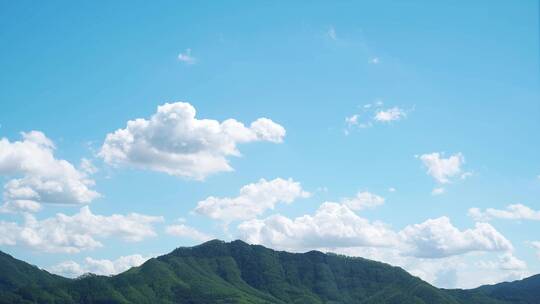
0;0;539;288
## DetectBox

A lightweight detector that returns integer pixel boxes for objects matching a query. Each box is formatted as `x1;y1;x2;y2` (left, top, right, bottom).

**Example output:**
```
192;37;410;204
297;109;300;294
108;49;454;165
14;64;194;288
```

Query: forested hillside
0;240;537;304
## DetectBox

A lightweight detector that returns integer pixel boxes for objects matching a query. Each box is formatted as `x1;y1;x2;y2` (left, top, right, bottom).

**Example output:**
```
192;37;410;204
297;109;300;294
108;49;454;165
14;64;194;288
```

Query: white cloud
0;131;100;213
80;158;98;175
467;208;486;221
178;48;196;64
343;114;373;133
431;187;445;196
345;114;359;127
471;253;529;286
461;172;473;180
194;178;309;223
165;224;212;242
237;202;398;251
345;103;408;134
232;191;519;289
0;200;42;213
341;191;384;210
468;204;540;221
374;107;406;122
50;254;151;277
249;117;286;143
499;253;527;271
333;246;528;289
399;217;513;258
419;152;466;184
388;187;396;192
0;206;163;253
48;260;84;277
99;102;286;180
237;201;513;260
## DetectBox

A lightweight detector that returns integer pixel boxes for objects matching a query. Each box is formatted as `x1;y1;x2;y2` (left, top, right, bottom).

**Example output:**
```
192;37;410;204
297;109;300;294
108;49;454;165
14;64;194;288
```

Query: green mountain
446;274;540;304
0;240;538;304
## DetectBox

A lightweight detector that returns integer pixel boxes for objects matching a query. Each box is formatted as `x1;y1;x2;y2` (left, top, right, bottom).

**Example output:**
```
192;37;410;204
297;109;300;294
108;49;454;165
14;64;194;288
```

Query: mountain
0;240;537;304
476;274;540;303
0;250;71;303
447;274;540;304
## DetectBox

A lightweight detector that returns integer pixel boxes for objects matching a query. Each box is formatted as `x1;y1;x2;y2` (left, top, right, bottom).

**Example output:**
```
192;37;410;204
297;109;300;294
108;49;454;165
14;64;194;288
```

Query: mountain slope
478;274;540;303
0;251;72;303
448;274;540;304
0;240;537;304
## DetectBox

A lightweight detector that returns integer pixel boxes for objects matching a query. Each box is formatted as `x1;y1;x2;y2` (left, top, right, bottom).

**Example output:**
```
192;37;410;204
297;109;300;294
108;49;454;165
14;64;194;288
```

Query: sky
0;0;539;289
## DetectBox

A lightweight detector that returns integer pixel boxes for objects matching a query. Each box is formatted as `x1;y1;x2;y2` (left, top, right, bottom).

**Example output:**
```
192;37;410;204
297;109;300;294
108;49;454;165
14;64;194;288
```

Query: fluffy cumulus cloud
341;191;385;210
237;204;512;259
194;178;309;223
50;254;151;277
468;204;540;221
236;198;520;289
419;152;466;184
374;107;406;122
237;202;398;251
0;206;163;253
99;102;286;180
399;217;513;258
0;131;100;213
165;224;212;242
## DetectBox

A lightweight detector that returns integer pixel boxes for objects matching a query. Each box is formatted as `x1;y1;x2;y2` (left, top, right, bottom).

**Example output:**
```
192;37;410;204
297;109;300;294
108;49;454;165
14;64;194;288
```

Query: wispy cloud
369;57;380;64
341;191;385;211
468;204;540;222
165;223;212;242
432;187;445;196
327;26;337;40
374;107;406;122
178;48;196;64
344;101;409;134
528;241;540;259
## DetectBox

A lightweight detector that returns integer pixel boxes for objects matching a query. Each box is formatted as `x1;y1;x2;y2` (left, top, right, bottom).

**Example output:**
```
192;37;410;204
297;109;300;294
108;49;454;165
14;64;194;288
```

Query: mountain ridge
0;240;538;304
